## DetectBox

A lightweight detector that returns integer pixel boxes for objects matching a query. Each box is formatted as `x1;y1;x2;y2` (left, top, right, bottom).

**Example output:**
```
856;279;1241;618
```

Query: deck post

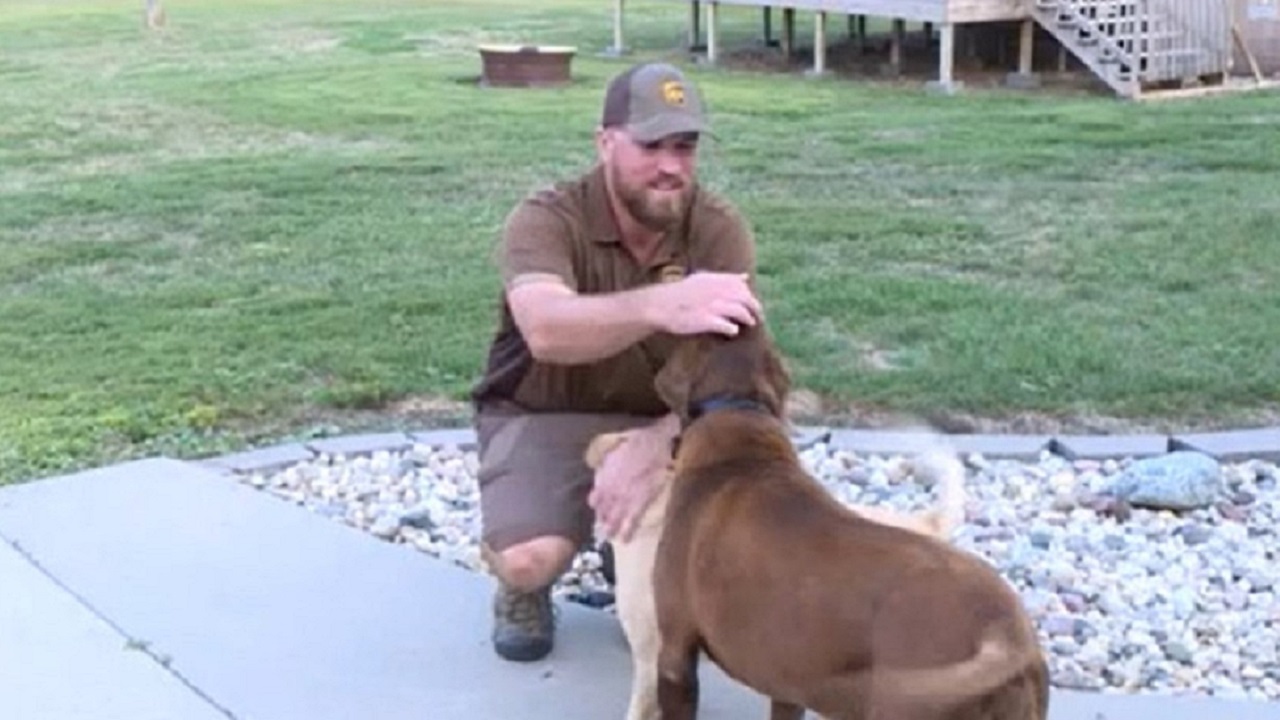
811;11;828;75
926;21;962;94
605;0;626;56
1006;18;1041;88
782;7;795;59
1021;20;1033;73
706;1;719;65
763;7;776;47
883;18;905;76
853;15;867;53
938;22;954;84
689;0;703;51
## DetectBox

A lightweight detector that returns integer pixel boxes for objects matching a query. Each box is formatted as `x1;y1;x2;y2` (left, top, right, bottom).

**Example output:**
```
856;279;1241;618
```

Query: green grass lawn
2;0;1279;484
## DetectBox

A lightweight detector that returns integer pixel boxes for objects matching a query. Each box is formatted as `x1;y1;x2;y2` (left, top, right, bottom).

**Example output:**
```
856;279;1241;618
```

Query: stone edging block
409;429;479;450
788;426;830;451
200;443;315;474
1049;434;1171;461
1169;427;1280;463
946;434;1054;462
200;424;1280;476
827;430;1054;462
306;433;414;457
828;429;954;457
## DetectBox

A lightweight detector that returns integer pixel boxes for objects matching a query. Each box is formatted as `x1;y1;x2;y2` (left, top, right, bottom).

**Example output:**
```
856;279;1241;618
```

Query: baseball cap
600;62;711;143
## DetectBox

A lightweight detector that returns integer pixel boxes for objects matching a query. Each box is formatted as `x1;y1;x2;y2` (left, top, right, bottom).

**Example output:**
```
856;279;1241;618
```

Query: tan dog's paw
584;431;632;470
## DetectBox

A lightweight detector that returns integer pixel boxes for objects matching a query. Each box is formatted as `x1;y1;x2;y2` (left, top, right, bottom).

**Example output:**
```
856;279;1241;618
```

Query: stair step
1144;47;1209;58
1062;0;1141;12
1032;3;1228;98
1097;32;1186;44
1058;13;1159;25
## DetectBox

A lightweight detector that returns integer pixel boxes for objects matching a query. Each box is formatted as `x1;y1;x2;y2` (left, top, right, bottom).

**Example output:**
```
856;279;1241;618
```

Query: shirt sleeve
496;198;579;292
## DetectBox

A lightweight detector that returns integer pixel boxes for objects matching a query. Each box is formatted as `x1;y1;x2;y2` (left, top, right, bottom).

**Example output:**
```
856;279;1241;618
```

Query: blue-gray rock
1064;535;1091;555
1163;639;1195;664
1175;522;1214;546
1073;618;1098;641
397;501;437;531
1169;588;1199;619
1243;569;1274;591
1104;451;1224;511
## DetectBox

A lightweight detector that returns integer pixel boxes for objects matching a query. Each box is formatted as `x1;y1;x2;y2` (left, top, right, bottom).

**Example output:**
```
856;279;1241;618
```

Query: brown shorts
475;409;658;552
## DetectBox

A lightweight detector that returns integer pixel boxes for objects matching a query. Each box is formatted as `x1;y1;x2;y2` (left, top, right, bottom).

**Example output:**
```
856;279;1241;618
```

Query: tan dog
585;430;971;720
646;323;1048;720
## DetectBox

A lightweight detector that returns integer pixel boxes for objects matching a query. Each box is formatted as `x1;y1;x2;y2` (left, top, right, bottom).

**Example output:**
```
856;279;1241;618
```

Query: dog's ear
654;339;697;423
757;338;792;418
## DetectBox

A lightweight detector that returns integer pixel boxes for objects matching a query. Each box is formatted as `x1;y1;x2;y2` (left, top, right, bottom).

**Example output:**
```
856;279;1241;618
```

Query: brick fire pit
477;44;576;87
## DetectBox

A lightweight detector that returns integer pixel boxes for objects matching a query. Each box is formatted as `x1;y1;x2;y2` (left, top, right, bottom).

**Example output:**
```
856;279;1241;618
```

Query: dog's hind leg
656;630;700;720
769;700;805;720
616;535;663;720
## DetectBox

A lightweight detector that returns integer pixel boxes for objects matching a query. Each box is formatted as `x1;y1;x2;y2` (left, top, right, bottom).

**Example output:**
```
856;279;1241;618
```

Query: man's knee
486;536;576;592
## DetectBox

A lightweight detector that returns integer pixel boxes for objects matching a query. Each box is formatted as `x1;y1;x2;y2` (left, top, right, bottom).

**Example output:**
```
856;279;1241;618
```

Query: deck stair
1030;0;1233;98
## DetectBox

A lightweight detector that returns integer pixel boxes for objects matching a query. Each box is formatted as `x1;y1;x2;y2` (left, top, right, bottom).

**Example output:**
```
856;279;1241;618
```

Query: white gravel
233;437;1280;701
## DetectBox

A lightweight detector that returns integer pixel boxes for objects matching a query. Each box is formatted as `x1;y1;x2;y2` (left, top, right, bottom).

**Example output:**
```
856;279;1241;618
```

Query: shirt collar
584;164;623;246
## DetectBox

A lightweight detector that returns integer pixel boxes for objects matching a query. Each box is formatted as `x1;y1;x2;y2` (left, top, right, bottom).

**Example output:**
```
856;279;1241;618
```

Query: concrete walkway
3;425;1278;720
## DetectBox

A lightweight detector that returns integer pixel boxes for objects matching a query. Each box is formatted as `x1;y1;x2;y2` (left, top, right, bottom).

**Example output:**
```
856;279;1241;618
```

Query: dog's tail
869;626;1041;709
909;446;967;538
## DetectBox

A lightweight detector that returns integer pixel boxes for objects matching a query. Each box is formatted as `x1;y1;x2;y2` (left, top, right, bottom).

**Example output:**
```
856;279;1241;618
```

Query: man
470;61;763;662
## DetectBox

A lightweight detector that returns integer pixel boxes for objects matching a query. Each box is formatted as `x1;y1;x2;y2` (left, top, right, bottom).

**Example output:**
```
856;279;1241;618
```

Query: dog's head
653;322;791;427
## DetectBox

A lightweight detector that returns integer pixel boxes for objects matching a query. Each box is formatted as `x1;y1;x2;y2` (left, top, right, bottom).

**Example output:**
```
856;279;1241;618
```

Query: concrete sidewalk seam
0;531;243;720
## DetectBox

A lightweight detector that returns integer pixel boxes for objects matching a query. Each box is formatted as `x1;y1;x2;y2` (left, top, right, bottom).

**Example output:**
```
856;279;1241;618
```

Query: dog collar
688;395;770;420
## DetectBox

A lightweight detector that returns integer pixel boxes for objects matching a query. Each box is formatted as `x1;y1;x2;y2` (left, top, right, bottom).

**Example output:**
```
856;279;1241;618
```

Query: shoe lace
498;586;557;633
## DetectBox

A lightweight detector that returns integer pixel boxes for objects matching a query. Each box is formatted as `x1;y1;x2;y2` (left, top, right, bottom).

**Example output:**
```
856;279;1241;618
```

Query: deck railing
1143;0;1232;79
1053;0;1231;82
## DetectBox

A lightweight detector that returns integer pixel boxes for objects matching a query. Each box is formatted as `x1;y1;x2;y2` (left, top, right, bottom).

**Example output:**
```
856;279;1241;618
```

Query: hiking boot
492;583;555;662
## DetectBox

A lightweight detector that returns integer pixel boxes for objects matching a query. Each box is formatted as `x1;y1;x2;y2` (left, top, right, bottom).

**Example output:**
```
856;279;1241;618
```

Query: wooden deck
608;0;1270;98
610;0;1039;91
667;0;1031;23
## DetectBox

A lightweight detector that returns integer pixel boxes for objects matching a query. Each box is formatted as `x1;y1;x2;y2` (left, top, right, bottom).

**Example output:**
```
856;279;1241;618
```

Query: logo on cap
660;80;685;107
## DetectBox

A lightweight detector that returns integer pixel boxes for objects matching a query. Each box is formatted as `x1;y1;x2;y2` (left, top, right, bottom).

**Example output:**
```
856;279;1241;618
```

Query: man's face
599;129;699;233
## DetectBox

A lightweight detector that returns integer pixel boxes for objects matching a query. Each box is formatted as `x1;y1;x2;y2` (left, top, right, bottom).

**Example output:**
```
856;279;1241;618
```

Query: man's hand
588;415;679;542
647;272;763;337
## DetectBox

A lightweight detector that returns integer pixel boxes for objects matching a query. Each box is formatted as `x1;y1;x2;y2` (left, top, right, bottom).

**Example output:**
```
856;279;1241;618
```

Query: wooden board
670;0;950;24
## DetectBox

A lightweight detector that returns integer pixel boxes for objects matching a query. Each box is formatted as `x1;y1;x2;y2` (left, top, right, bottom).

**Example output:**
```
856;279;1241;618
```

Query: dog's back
659;411;1047;719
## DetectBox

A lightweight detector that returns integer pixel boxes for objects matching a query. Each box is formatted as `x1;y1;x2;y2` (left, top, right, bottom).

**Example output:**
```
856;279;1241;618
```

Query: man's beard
614;169;691;233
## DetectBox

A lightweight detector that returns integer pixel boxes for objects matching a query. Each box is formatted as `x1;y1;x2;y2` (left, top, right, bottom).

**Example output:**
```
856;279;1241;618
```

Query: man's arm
506;278;664;365
508;272;762;366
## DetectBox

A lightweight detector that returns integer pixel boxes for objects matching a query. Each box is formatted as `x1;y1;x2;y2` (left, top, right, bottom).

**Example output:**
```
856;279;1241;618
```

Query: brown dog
645;323;1048;720
585;429;970;720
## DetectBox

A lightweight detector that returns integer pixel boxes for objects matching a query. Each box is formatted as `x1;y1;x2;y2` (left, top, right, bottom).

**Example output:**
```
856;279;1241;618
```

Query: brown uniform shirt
471;163;757;417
